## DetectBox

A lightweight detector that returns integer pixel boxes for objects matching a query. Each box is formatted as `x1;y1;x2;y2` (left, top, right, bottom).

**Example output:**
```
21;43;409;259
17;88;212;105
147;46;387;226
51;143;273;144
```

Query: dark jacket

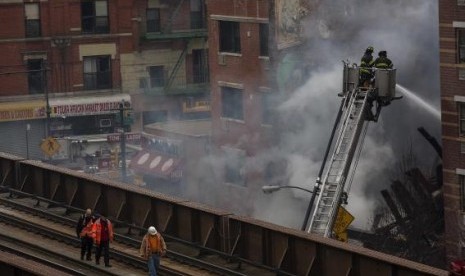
76;214;94;238
373;56;393;69
360;53;374;75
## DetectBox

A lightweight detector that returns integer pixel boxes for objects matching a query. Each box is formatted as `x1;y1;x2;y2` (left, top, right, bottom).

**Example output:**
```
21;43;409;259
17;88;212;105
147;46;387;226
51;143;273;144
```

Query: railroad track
0;190;277;275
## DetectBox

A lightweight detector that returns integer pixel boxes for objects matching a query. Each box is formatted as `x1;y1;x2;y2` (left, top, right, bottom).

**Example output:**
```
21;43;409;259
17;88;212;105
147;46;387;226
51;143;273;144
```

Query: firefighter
373;50;393;69
92;214;114;267
359;46;375;87
76;208;95;261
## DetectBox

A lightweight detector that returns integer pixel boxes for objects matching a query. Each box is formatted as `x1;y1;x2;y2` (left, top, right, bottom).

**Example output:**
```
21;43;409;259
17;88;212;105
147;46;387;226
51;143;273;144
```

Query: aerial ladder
304;62;399;238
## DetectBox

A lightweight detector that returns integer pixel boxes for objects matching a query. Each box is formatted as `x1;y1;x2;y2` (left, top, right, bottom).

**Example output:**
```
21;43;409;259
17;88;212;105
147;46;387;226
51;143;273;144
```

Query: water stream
395;84;441;120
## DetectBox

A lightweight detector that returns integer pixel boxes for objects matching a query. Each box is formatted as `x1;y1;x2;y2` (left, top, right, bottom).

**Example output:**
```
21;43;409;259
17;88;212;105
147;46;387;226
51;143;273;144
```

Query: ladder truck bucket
342;63;359;94
375;69;396;101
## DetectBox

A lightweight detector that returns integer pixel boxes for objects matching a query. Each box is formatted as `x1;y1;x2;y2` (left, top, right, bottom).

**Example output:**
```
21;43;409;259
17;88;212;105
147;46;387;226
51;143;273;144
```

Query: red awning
129;150;182;179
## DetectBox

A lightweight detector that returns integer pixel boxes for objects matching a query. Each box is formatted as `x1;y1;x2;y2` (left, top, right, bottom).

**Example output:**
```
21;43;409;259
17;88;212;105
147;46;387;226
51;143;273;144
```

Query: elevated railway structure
0;152;448;276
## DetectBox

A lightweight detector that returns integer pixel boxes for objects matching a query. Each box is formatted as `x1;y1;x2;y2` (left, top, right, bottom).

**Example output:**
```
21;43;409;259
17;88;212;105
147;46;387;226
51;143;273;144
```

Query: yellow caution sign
332;206;354;235
335;231;348;242
40;136;61;157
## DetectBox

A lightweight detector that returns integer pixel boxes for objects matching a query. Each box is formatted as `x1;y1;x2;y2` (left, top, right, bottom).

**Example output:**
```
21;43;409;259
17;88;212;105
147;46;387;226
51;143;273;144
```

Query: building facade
439;0;465;263
0;0;210;161
0;0;137;159
123;0;210;130
205;0;311;214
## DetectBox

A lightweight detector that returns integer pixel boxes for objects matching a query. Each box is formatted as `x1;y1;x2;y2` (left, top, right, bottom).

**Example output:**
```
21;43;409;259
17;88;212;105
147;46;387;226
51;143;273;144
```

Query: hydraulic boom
305;62;398;238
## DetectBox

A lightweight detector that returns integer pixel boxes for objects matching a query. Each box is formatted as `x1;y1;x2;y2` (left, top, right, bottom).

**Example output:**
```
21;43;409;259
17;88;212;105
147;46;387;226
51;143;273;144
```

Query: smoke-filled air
252;0;440;229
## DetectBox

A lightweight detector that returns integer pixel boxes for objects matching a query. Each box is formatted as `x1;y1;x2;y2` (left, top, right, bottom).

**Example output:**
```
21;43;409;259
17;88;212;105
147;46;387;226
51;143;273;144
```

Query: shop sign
0;105;45;122
107;132;141;143
52;101;124;117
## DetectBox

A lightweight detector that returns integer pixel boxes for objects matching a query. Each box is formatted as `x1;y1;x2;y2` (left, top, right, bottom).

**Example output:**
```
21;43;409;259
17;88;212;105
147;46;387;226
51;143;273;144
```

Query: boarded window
219;21;241;53
221;86;243;120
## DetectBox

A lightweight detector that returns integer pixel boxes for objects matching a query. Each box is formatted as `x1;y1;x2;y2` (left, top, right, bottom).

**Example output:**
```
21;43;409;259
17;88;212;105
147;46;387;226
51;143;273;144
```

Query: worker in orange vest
75;208;95;261
92;214;114;267
140;226;167;276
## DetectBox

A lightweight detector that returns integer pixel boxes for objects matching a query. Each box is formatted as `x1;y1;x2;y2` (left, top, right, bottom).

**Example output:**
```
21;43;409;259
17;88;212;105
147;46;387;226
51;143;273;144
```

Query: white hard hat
148;226;157;235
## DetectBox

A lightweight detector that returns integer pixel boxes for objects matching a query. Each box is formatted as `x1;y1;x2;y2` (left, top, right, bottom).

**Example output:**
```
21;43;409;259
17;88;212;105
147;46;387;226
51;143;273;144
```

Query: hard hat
366;46;374;52
379;50;387;57
148;226;157;235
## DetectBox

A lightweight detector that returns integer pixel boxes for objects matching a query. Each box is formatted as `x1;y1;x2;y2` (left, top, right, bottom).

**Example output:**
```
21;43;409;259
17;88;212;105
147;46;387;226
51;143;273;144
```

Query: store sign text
52;101;127;116
0;107;45;122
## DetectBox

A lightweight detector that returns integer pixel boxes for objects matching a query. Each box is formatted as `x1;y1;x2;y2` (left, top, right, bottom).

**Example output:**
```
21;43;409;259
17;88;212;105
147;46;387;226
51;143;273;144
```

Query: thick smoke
253;0;440;229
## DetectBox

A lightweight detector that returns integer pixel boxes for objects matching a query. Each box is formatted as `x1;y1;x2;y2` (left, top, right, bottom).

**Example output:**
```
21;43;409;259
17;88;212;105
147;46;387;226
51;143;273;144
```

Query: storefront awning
129;150;182;180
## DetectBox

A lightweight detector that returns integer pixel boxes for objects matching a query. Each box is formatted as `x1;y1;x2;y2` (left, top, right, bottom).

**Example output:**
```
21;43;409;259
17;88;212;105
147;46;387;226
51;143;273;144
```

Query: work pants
95;240;110;265
148;253;161;276
80;236;93;260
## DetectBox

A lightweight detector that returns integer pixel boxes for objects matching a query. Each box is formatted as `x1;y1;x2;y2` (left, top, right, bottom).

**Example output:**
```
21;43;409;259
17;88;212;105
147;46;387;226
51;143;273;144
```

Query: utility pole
118;100;131;183
43;62;51;138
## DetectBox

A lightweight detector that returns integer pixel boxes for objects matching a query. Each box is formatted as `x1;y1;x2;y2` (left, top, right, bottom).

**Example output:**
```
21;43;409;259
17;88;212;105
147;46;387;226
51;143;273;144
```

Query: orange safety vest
80;219;94;238
92;218;114;245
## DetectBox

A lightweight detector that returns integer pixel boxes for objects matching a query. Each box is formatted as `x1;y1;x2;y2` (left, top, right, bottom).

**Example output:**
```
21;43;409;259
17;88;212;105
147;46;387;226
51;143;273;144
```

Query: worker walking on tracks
92;214;114;267
76;208;95;261
140;226;167;276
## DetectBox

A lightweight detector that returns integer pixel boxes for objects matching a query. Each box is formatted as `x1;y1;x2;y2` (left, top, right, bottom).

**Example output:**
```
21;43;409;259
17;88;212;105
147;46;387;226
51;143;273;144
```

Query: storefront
49;94;131;137
0;100;46;159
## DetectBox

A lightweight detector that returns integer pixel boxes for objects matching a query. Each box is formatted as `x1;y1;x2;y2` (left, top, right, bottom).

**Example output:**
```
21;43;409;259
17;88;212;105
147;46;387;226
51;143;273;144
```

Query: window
262;92;273;125
461;175;465;212
83;56;111;90
81;0;109;34
460;103;465;135
221;86;243;120
25;3;40;37
147;8;160;32
149;66;165;88
459;29;465;63
190;0;204;29
259;24;269;57
459;0;465;5
223;147;245;186
192;49;208;83
219;21;240;53
27;59;44;94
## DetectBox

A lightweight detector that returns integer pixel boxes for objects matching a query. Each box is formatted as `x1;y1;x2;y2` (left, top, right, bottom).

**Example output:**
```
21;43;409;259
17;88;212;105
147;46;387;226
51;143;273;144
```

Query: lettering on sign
107;133;141;143
0;107;45;122
52;101;129;117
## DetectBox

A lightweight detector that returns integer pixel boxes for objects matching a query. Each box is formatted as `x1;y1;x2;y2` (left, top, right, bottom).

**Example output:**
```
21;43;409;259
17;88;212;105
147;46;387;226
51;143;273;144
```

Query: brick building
0;0;137;159
439;0;465;263
0;0;210;161
204;0;311;214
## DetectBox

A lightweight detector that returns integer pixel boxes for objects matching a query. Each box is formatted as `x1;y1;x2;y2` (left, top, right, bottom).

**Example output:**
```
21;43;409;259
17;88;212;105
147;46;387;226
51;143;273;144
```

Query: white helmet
148;226;157;235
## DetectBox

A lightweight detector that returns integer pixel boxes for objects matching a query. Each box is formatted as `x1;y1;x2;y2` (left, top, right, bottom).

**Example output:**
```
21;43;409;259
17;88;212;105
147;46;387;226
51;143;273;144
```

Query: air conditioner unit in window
100;118;112;128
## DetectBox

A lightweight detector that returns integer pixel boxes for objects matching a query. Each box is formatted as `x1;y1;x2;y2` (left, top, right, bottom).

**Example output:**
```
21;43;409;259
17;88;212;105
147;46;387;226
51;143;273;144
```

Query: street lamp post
262;185;313;194
262;184;318;231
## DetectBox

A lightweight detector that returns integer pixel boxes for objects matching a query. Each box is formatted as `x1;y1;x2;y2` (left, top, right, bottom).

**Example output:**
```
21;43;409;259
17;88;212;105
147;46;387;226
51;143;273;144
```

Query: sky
252;0;441;230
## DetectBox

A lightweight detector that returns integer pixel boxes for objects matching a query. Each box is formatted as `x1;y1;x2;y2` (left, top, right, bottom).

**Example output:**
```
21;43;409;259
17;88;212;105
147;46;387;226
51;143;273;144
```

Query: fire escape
142;0;209;96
